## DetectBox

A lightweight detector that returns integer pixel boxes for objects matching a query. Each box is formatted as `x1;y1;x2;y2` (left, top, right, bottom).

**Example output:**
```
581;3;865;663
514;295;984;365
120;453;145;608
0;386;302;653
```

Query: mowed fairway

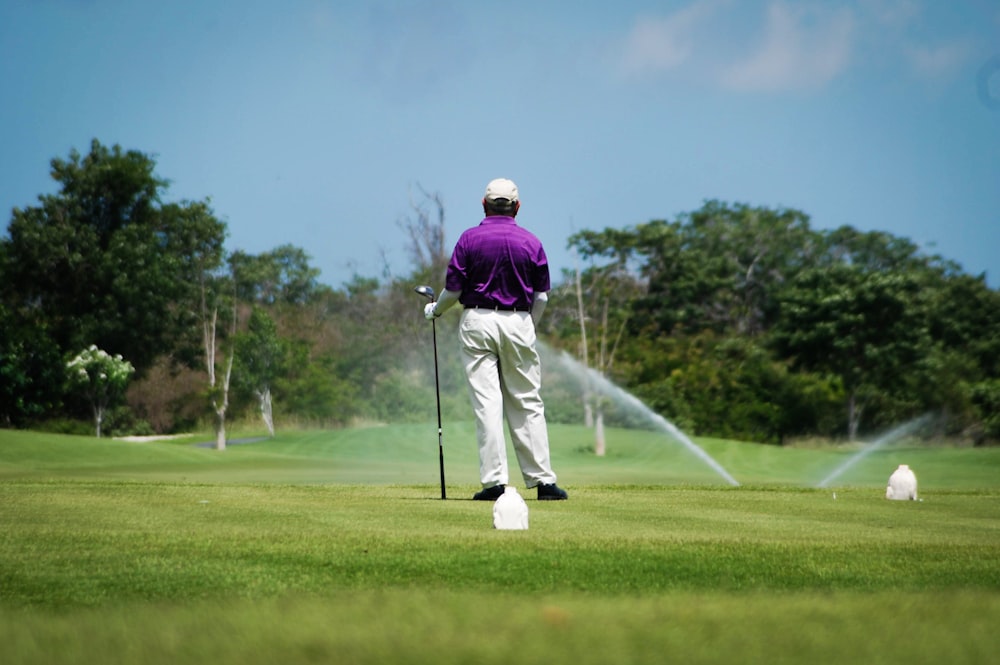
1;425;999;665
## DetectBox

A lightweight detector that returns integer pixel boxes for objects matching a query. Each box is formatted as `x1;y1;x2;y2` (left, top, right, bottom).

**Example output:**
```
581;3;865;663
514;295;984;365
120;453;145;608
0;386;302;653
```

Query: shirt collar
481;215;517;225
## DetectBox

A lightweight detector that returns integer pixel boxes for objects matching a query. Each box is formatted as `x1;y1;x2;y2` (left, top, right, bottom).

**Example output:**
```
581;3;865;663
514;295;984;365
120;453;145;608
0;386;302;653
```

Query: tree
626;202;815;337
970;380;1000;443
230;245;321;306
817;225;948;274
234;307;287;436
925;273;1000;381
398;184;449;282
157;199;230;365
771;265;929;439
200;261;237;450
0;302;63;427
1;140;227;376
555;238;642;454
558;205;982;443
66;345;135;437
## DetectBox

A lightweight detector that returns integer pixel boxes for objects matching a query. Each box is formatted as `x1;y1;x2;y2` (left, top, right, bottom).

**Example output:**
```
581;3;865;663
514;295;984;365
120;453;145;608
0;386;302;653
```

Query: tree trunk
214;408;226;450
202;265;238;451
592;297;627;456
94;405;103;438
213;327;235;451
594;407;606;457
204;306;226;451
258;386;275;437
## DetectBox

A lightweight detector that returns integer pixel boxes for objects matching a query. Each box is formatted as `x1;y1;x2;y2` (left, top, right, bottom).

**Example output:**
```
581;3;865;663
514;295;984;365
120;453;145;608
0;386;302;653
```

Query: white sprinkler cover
493;486;529;530
885;464;918;500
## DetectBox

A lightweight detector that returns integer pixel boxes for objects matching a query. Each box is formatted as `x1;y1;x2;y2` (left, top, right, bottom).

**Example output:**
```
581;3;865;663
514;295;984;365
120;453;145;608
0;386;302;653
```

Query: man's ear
513;200;521;216
482;198;488;215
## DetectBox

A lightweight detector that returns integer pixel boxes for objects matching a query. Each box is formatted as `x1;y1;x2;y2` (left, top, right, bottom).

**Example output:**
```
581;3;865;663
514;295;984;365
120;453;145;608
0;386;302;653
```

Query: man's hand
424;302;438;320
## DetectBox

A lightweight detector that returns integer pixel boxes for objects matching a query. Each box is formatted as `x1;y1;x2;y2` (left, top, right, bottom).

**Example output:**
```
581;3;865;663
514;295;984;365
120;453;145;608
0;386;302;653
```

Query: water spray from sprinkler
816;414;933;489
545;344;740;486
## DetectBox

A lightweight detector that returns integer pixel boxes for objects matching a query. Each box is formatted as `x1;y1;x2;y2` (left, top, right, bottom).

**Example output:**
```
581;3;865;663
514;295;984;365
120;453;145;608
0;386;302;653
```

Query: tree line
548;201;1000;445
1;140;997;446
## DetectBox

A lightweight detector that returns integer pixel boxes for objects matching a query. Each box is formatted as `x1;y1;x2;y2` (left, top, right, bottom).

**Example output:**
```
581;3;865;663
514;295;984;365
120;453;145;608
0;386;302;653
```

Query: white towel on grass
886;464;918;500
493;486;529;530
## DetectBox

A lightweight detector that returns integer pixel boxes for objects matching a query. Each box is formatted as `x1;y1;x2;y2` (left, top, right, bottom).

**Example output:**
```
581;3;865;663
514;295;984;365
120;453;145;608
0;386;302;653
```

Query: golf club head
414;285;435;301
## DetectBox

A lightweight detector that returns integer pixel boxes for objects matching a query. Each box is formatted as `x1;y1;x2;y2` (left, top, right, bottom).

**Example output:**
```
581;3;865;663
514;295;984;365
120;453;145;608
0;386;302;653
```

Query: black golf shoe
537;483;568;501
472;484;505;501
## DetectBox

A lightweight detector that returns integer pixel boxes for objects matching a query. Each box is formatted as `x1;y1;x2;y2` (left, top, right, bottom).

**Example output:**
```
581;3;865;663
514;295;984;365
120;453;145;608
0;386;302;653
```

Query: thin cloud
721;2;854;92
615;0;984;92
904;41;972;78
617;0;854;92
857;0;980;81
619;0;725;75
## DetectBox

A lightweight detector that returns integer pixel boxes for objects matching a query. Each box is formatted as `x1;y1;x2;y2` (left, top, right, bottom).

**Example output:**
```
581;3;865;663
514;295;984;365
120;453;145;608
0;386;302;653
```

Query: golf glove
424;302;439;320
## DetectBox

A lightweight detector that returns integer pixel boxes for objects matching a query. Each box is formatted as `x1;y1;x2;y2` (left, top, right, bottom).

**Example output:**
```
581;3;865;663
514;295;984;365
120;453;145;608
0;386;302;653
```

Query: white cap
484;178;519;203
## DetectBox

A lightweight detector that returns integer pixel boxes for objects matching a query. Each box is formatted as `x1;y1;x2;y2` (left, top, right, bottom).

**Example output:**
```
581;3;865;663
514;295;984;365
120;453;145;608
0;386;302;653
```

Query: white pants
459;308;556;489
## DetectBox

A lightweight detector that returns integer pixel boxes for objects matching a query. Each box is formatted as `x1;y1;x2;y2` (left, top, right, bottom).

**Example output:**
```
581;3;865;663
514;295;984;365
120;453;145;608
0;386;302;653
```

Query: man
422;178;568;501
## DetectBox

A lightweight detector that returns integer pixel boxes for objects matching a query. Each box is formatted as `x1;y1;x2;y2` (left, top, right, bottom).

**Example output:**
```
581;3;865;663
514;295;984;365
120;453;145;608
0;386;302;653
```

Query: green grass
1;424;999;664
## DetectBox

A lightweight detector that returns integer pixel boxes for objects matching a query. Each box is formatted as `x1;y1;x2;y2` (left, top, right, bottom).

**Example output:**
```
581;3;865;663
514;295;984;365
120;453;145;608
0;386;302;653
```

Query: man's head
483;178;520;217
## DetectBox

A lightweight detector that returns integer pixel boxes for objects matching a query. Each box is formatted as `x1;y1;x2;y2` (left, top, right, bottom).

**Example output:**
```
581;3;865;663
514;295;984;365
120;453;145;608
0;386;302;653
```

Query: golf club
414;285;446;500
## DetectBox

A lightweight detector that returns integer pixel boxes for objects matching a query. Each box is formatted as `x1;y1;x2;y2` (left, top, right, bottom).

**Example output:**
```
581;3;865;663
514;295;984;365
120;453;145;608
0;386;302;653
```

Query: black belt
465;304;530;312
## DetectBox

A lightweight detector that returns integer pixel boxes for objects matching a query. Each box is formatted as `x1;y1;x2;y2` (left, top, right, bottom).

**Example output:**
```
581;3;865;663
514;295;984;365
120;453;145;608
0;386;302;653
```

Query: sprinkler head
414;285;435;301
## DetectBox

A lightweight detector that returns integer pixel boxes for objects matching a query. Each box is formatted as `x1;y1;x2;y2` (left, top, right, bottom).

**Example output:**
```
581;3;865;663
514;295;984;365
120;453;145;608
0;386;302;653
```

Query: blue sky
2;0;998;288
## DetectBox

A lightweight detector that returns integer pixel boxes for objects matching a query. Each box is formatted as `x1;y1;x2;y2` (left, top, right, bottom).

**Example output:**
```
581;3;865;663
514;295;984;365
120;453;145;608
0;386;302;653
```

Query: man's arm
531;291;548;327
428;289;461;318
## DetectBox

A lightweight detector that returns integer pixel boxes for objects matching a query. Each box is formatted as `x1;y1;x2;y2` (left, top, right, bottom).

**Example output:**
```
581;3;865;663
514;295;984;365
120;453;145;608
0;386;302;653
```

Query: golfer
423;178;568;501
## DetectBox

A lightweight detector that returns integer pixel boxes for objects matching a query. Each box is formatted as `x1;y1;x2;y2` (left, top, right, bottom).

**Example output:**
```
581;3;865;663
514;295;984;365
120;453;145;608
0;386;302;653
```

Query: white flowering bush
66;345;135;437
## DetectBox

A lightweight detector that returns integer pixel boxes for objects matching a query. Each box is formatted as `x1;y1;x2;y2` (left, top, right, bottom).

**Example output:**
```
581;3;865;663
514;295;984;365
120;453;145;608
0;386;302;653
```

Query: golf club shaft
431;318;446;499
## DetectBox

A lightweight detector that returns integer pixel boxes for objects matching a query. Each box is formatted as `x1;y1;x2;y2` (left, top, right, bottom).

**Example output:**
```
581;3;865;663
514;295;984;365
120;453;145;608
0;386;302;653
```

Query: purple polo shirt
445;215;550;309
